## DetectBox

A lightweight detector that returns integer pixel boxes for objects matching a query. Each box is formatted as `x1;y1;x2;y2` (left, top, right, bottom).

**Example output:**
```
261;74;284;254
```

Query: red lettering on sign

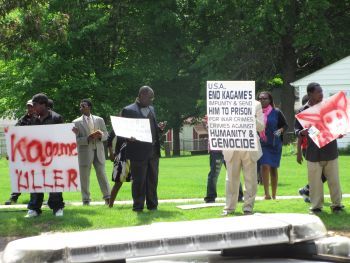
53;169;64;189
41;169;53;189
12;168;80;193
11;134;26;162
70;143;78;156
10;133;78;166
16;169;28;191
31;170;42;190
26;139;43;163
67;168;78;189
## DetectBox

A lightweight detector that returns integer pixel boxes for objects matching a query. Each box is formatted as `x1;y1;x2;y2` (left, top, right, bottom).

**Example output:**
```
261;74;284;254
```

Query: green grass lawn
0;153;349;237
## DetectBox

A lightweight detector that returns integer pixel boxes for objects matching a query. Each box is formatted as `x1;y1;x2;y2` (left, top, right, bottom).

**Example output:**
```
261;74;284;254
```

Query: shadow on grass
0;207;97;237
134;209;182;225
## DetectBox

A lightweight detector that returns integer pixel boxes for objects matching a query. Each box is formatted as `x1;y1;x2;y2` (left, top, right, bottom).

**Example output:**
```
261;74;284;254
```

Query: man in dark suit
122;86;165;212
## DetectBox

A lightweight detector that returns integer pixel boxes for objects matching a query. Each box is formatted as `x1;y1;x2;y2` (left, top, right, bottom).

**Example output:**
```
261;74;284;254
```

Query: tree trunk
172;126;181;156
280;34;297;144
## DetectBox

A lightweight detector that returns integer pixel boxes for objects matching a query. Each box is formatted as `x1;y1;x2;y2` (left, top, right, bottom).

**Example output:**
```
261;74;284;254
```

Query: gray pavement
1;194;349;253
1;194;349;209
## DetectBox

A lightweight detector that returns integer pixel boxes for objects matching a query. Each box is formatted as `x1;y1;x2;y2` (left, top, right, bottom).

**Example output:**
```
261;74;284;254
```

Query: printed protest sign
111;116;152;143
5;123;80;193
207;81;257;151
296;91;350;148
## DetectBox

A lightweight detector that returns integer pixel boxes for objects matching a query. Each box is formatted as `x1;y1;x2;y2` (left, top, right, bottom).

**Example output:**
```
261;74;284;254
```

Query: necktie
87;116;94;133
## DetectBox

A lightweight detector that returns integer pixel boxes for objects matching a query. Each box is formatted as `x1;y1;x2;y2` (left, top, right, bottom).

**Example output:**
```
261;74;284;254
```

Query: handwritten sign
5;123;80;193
296;91;350;148
207;81;257;151
111;116;152;143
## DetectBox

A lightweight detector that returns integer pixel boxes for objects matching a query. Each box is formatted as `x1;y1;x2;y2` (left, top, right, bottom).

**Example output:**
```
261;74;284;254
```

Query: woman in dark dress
258;91;288;200
107;131;131;208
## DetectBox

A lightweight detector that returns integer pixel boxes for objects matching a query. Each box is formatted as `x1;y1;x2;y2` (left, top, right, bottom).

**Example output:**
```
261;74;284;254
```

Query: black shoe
133;209;143;213
331;205;345;213
148;207;157;211
310;208;322;214
83;201;90;206
238;197;243;202
204;198;215;203
299;188;310;203
4;199;17;205
243;210;253;215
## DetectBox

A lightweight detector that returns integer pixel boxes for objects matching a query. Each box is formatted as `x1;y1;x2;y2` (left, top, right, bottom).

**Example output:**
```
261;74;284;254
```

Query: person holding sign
4;99;36;205
121;86;166;212
26;93;65;217
221;100;265;216
297;94;328;203
202;115;243;203
73;99;111;206
258;91;288;200
294;83;344;214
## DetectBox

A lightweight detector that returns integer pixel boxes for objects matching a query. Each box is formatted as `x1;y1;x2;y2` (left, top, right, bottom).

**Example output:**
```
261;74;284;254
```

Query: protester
258;91;288;200
107;130;130;208
221;100;265;216
26;93;65;217
297;95;328;203
72;99;111;205
4;99;35;205
203;116;243;203
294;82;344;213
48;99;54;110
121;86;166;212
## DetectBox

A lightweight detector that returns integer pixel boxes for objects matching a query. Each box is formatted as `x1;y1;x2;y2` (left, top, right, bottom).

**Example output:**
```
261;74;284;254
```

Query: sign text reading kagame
207;81;257;151
5;124;81;193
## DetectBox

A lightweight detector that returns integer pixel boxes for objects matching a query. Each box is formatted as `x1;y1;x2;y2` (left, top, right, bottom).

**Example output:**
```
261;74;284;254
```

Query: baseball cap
26;100;33;106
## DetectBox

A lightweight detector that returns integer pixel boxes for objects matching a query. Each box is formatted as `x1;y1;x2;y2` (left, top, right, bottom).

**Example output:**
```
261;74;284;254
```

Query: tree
192;0;350;141
0;0;137;121
120;0;202;155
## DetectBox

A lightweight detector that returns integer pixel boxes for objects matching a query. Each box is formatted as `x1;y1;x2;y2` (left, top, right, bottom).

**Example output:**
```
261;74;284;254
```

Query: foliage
0;0;349;143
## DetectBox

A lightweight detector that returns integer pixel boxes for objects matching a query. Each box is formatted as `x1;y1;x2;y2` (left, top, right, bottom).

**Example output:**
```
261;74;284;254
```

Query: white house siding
179;124;194;141
291;55;350;148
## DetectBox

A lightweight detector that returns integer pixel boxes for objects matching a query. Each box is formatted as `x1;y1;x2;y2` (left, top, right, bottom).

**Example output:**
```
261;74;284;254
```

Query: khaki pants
80;150;111;202
224;151;257;213
307;159;342;210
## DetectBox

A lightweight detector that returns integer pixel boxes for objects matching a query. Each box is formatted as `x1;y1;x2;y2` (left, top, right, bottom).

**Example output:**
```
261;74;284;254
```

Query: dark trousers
27;192;64;214
130;156;159;211
10;192;21;201
205;151;243;202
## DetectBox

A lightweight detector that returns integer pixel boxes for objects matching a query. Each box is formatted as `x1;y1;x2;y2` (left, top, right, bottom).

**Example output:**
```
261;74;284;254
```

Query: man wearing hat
4;99;36;205
25;93;65;217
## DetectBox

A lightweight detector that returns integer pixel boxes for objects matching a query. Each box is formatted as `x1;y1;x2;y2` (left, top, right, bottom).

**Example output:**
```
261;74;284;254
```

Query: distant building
291;55;350;148
165;117;208;154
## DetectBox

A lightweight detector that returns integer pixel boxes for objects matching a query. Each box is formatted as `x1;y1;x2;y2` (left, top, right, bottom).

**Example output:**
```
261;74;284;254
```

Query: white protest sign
111;116;152;143
207;81;257;151
5;123;81;193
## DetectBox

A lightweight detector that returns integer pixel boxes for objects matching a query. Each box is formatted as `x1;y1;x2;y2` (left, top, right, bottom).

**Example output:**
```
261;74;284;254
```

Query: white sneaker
25;210;38;218
55;209;64;217
221;210;234;217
